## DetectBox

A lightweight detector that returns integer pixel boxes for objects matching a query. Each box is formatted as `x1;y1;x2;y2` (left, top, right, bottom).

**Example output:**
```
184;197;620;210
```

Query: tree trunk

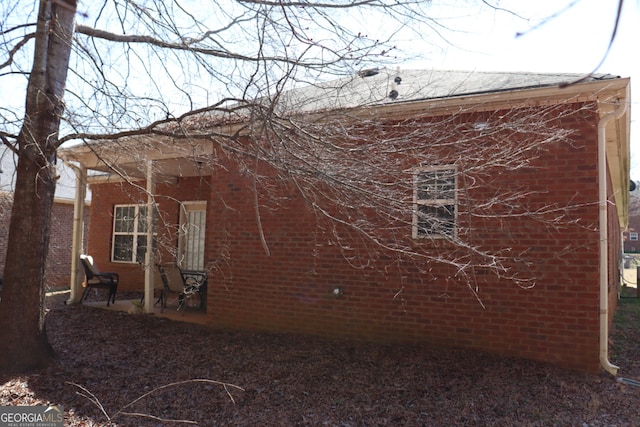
0;0;76;374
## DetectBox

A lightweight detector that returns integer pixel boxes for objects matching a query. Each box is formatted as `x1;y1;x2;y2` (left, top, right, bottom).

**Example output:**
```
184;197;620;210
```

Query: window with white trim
112;204;157;263
413;166;457;239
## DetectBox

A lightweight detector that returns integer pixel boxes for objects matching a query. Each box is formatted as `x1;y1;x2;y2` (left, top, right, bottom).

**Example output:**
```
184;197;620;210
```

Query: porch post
143;160;156;313
67;164;87;305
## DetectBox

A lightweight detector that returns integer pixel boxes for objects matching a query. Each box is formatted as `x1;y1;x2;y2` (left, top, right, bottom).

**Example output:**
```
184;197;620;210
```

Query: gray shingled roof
278;68;620;112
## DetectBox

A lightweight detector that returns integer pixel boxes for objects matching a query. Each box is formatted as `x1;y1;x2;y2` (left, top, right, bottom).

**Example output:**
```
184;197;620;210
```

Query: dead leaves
0;292;639;426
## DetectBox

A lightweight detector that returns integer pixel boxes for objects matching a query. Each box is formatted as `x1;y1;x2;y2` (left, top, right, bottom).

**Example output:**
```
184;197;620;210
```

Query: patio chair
154;264;184;313
179;268;207;311
156;264;205;313
80;254;119;306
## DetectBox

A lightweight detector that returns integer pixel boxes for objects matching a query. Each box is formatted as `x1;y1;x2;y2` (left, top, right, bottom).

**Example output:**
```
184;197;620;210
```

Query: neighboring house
59;69;631;373
623;187;640;253
0;150;90;289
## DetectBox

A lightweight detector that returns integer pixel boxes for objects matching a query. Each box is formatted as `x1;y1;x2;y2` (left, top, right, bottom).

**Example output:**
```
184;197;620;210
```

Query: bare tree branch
0;33;36;71
74;24;292;63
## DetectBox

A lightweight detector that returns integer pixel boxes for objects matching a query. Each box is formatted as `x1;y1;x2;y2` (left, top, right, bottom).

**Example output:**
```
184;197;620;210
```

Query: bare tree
0;0;443;373
0;0;76;372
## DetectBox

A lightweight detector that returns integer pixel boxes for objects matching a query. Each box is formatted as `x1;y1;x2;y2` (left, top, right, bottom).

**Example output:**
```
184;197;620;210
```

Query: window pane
137;206;159;233
417;204;455;236
185;210;206;270
417;169;455;200
113;204;158;263
113;235;134;261
114;206;135;233
137;206;148;233
136;235;148;264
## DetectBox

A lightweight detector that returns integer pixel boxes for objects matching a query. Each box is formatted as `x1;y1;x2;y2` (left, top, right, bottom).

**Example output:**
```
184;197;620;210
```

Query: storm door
178;202;206;270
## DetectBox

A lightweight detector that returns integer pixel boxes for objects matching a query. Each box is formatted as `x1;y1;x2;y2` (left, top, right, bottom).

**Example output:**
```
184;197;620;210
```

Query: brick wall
622;197;640;253
85;103;618;372
0;193;10;277
47;200;91;288
203;105;604;372
205;168;600;370
86;176;210;290
0;192;89;289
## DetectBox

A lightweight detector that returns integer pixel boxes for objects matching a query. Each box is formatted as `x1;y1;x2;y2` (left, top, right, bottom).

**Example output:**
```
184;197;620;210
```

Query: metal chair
80;254;118;306
154;264;183;312
155;264;205;313
179;268;207;311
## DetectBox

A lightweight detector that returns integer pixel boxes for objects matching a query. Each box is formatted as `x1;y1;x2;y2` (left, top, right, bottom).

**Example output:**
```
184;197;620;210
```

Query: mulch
1;291;640;426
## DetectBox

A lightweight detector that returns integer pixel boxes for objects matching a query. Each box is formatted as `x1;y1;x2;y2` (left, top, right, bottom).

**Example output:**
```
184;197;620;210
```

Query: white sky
410;0;639;179
1;0;637;195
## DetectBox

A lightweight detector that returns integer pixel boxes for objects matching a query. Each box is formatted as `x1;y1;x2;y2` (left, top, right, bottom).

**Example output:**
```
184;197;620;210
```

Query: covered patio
59;135;214;317
82;295;208;325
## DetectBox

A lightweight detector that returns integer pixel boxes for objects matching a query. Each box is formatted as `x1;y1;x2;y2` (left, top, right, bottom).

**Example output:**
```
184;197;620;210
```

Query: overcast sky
409;0;639;179
1;1;637;197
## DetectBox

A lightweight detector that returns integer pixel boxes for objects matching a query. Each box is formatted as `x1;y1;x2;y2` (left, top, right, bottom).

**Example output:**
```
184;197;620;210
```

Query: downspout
598;100;627;376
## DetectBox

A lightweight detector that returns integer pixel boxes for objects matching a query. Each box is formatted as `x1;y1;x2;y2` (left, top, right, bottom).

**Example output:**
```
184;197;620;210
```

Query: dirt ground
1;286;640;426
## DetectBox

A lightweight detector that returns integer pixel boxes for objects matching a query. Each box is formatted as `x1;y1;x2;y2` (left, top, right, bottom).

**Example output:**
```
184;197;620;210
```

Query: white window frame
412;165;457;239
630;232;638;241
111;204;156;264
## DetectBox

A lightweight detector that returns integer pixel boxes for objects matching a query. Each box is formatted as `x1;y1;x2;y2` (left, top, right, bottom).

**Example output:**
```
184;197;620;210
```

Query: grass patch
621;285;636;298
611;297;640;359
615;297;640;324
620;284;639;298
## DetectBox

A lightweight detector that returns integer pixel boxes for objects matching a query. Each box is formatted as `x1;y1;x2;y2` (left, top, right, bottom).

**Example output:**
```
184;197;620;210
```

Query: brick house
623;188;640;253
0;154;90;289
59;69;631;373
0;194;89;289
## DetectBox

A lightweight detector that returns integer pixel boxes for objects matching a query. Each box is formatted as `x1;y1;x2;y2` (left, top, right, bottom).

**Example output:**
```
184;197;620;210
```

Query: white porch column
67;164;87;305
143;160;156;313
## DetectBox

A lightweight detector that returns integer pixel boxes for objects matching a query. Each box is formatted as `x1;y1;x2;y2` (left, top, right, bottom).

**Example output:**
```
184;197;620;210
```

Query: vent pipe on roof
358;67;380;78
388;67;402;100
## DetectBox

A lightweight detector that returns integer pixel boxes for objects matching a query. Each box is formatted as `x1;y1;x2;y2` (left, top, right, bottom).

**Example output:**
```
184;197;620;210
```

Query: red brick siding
87;177;210;291
203;106;603;372
86;103;617;372
0;193;11;276
622;194;640;253
0;193;89;289
47;200;91;288
623;220;640;253
207;183;597;367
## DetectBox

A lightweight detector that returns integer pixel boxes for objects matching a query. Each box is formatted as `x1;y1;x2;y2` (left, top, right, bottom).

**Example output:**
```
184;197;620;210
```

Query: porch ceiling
59;136;214;180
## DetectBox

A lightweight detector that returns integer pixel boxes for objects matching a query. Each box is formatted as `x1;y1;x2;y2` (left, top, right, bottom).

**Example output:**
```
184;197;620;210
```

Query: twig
68;379;245;424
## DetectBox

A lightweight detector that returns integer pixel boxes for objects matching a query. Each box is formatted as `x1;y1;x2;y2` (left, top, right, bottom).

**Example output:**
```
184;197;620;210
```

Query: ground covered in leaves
1;292;640;426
